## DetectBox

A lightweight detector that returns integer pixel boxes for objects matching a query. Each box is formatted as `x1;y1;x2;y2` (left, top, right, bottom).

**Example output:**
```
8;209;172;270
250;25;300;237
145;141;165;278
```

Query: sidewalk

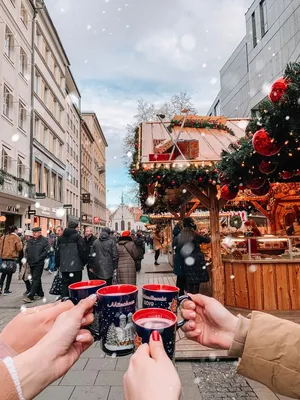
0;252;293;399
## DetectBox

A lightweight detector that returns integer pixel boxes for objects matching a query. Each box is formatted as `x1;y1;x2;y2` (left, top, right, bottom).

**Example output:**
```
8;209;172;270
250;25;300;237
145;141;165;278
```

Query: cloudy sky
46;0;253;209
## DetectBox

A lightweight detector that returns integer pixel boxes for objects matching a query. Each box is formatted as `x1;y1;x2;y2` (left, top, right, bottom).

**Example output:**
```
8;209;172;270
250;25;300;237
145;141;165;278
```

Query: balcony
0;171;36;200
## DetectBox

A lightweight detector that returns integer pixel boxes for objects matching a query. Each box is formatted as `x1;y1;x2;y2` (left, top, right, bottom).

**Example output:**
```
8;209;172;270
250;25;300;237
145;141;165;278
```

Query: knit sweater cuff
228;315;250;358
3;357;25;400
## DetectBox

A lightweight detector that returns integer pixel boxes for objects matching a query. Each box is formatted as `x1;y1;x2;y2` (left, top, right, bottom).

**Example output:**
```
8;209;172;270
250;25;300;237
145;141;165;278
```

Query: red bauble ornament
269;77;288;103
157;175;161;179
219;173;230;185
246;177;266;189
252;129;281;156
251;181;270;196
297;170;300;176
171;180;176;185
220;185;239;201
208;178;212;183
281;171;294;180
198;177;203;182
259;161;277;175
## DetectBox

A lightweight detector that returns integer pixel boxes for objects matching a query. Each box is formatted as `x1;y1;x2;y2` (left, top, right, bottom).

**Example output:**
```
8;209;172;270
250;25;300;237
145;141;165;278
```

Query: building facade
109;204;146;233
0;0;35;231
208;0;300;118
81;112;107;234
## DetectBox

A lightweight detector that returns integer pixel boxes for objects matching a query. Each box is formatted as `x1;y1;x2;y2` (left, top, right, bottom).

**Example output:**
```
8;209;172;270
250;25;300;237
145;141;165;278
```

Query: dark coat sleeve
111;240;119;269
55;238;61;268
195;234;211;245
77;235;88;264
39;238;50;262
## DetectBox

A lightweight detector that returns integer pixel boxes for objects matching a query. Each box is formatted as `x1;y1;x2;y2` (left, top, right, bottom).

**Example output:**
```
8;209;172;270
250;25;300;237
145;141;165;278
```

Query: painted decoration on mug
105;312;135;352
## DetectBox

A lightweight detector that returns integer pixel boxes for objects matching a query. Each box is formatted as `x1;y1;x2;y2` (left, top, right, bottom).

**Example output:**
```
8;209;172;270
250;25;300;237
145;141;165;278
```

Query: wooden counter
223;259;300;311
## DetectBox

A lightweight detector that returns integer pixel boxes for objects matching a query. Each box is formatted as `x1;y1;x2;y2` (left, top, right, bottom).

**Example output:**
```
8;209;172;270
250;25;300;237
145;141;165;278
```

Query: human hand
14;296;95;399
0;301;74;354
124;331;181;400
181;294;239;350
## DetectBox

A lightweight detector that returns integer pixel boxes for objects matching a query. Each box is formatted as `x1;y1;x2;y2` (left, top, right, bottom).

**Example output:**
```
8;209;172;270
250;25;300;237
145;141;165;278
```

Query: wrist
14;346;53;399
228;315;250;357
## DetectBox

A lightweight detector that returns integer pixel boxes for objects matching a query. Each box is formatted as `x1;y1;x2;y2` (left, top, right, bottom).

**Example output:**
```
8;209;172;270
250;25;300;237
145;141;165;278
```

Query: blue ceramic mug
67;280;106;340
142;284;188;313
97;284;138;356
132;307;186;361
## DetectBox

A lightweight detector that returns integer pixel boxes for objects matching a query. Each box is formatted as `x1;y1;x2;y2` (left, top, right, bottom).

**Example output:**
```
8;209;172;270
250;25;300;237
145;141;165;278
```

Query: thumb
149;331;167;361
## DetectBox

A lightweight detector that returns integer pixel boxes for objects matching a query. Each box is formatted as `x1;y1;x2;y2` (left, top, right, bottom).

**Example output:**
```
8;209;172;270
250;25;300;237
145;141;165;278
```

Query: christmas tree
106;323;120;347
218;62;300;200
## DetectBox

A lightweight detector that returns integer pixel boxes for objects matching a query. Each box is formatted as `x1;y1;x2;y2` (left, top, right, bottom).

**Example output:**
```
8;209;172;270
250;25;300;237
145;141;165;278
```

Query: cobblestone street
0;258;293;399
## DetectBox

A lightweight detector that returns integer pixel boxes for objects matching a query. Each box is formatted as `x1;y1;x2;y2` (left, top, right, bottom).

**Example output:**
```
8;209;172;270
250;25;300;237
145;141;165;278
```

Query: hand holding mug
181;294;240;350
124;331;181;400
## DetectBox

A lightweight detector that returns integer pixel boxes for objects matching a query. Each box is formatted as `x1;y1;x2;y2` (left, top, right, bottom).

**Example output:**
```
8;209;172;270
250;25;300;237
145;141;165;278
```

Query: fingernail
81;318;87;324
89;294;97;300
188;321;194;328
190;312;196;318
151;331;161;341
76;334;84;341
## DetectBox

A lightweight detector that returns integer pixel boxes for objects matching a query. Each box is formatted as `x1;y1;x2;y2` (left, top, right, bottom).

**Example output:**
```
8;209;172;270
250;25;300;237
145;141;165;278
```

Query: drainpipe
29;7;37;184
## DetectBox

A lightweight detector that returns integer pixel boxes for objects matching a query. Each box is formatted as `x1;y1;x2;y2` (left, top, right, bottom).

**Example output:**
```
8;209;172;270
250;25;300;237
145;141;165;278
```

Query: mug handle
61;296;76;305
176;295;192;329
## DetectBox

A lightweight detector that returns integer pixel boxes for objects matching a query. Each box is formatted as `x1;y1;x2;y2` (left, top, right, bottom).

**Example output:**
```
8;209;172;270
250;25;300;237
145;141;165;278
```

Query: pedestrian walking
152;228;163;265
133;231;145;272
89;227;118;285
0;225;23;295
56;221;87;297
84;226;97;280
47;230;56;274
176;217;211;294
23;227;49;303
19;230;33;296
172;223;186;296
117;230;139;285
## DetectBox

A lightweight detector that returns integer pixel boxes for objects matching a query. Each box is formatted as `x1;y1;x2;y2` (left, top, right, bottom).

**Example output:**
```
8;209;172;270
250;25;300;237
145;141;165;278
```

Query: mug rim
69;280;106;290
97;284;138;296
132;307;177;327
142;284;179;293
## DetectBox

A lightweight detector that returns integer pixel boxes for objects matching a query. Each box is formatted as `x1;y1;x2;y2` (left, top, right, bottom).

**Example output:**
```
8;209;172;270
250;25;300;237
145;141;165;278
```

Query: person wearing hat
116;230;139;285
56;221;88;297
24;227;49;303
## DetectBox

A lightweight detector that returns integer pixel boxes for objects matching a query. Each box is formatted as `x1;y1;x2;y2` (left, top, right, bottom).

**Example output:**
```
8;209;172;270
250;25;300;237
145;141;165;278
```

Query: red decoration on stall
220;185;239;201
219;173;230;185
259;161;277;175
269;77;288;103
252;129;281;156
281;171;295;180
251;181;270;196
246;177;266;190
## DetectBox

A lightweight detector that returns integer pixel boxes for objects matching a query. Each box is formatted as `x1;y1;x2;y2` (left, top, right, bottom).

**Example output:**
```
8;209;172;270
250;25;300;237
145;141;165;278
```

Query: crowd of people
0;222;146;301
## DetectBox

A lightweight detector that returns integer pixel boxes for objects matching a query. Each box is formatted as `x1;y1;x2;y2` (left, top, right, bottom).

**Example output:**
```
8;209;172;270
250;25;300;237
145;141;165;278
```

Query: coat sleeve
129;242;140;261
111;241;119;269
15;237;23;253
236;311;300;398
55;238;61;269
40;239;50;262
77;235;88;264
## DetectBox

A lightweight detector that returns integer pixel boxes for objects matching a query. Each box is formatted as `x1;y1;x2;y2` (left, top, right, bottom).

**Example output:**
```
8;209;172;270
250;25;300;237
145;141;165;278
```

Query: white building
109;204;146;233
208;0;300;117
0;0;35;230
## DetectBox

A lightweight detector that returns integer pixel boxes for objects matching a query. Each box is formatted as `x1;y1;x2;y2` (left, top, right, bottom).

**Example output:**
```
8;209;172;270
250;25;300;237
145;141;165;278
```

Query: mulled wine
136;317;173;329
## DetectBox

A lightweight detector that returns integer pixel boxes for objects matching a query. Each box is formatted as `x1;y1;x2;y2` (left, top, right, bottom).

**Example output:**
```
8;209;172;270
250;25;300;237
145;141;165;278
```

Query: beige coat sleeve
0;360;19;399
237;311;300;399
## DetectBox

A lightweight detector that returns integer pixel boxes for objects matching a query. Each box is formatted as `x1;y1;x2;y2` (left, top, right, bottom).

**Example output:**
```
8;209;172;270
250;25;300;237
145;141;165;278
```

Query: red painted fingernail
151;331;161;341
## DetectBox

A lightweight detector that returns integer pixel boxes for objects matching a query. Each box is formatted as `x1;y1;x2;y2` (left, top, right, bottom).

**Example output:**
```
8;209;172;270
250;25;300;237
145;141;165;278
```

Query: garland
170;119;235;136
0;169;35;187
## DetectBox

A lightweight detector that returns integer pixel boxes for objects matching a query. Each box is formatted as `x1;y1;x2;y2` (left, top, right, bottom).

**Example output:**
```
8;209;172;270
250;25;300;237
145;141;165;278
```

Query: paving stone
246;379;267;390
81;347;106;358
178;370;196;386
254;388;279;400
115;358;130;371
181;385;201;400
108;386;125;400
176;362;193;371
60;370;98;386
35;386;75;400
70;358;88;370
69;386;110;400
94;371;125;386
277;396;295;400
85;358;117;371
50;377;63;386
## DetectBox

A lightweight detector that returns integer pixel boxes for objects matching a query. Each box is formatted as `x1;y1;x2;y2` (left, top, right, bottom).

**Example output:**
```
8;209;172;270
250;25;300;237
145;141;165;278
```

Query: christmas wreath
229;215;242;229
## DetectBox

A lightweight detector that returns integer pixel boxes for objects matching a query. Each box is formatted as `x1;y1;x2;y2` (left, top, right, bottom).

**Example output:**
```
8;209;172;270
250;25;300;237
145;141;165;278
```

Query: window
17;156;25;179
43;85;49;106
10;0;16;6
5;26;14;60
49;133;54;153
18;101;26;131
260;0;268;37
20;3;28;27
43;167;49;196
1;146;10;173
252;12;257;48
115;222;118;232
43;125;48;148
128;221;131;231
3;85;13;119
51;172;56;199
35;71;40;94
34;117;40;140
34;161;42;192
121;220;125;231
46;47;51;65
214;100;220;116
20;48;27;77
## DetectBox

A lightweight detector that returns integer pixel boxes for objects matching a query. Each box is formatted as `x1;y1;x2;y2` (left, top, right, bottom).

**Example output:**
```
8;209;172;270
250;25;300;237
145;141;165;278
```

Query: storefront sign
6;206;20;213
81;193;91;203
35;193;46;199
28;210;36;216
94;217;101;224
63;204;73;209
140;215;149;223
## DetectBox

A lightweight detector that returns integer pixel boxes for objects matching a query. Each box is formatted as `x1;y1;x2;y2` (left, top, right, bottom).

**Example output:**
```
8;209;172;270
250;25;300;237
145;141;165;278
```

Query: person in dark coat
84;226;97;280
117;231;139;285
176;217;211;294
172;223;186;296
56;221;87;297
89;227;118;285
133;231;145;272
24;227;49;303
